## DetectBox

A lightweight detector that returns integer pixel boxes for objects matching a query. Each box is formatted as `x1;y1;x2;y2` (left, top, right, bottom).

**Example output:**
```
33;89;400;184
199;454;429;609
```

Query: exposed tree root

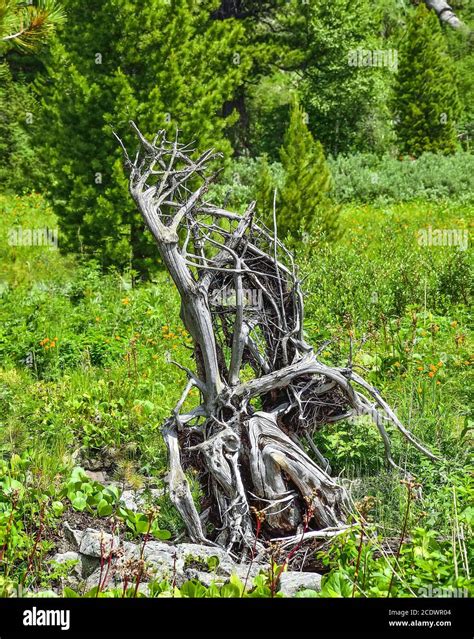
116;125;439;556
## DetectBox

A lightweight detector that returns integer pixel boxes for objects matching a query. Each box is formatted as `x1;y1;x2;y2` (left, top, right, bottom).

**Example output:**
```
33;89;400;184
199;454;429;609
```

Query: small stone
79;529;121;558
119;488;164;512
63;522;84;551
277;571;322;597
84;470;107;483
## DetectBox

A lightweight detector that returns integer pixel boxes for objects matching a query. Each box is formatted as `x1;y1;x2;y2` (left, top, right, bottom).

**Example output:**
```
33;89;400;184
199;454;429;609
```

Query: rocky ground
47;521;322;597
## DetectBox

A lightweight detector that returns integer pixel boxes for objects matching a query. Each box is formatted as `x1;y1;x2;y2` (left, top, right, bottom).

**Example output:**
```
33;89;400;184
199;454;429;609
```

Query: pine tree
254;154;275;223
38;0;250;275
393;3;460;157
276;102;338;242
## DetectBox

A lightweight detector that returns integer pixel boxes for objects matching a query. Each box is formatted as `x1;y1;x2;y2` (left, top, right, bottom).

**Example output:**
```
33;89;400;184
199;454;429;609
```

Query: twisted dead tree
116;124;438;556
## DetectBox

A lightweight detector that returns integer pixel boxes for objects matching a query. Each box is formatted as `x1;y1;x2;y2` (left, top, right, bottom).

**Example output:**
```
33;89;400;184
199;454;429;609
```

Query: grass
0;193;472;597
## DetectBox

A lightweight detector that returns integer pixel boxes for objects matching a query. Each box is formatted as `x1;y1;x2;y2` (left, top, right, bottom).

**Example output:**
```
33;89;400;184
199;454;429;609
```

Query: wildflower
429;364;437;372
417;366;423;371
450;320;458;328
95;316;101;322
428;371;435;378
122;297;130;305
394;361;401;367
437;361;443;367
115;335;121;340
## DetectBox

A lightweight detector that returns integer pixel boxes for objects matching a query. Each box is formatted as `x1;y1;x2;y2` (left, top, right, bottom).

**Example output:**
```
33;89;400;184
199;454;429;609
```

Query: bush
329;152;474;203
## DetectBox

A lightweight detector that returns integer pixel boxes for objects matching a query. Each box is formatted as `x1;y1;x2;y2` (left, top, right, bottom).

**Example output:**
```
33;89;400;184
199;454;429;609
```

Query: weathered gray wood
116;124;437;554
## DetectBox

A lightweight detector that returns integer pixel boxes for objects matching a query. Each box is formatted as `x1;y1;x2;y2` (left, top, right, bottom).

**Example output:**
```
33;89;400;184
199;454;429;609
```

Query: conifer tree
276;102;338;242
39;0;249;275
393;3;460;156
254;154;275;223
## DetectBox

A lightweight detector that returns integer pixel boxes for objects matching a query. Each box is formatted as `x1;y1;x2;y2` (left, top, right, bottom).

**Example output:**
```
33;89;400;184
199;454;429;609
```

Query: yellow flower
417;366;423;371
428;371;435;378
429;364;437;372
121;297;130;305
437;361;443;367
394;361;400;367
115;335;121;340
95;316;101;322
450;320;458;328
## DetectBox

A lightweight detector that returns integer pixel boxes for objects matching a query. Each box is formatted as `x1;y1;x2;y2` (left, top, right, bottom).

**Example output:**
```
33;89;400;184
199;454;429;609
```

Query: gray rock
143;541;184;581
84;470;108;483
119;488;164;512
277;571;322;597
63;522;84;550
79;554;100;578
78;529;121;558
176;543;234;575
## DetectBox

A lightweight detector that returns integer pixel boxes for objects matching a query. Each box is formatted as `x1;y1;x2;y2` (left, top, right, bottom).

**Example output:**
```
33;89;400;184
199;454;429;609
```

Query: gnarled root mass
116;124;438;556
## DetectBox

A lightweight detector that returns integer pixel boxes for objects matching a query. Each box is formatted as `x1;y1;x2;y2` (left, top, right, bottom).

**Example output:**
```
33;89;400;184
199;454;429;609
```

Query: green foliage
0;450;68;593
38;0;249;275
0;0;64;49
63;466;171;540
64;571;280;598
277;0;387;155
393;3;461;157
329;152;474;203
0;189;472;597
317;475;473;598
276;101;339;242
0;66;42;192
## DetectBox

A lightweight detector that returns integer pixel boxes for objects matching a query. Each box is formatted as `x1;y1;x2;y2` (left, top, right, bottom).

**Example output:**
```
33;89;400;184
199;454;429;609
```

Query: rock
80;555;101;578
63;522;84;550
119;488;164;512
84;470;108;483
277;571;322;597
61;525;268;594
50;552;82;579
78;529;121;558
176;543;234;575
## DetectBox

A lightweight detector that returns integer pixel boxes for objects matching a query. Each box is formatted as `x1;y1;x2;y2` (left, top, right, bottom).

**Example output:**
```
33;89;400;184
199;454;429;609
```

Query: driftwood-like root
116;125;438;554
